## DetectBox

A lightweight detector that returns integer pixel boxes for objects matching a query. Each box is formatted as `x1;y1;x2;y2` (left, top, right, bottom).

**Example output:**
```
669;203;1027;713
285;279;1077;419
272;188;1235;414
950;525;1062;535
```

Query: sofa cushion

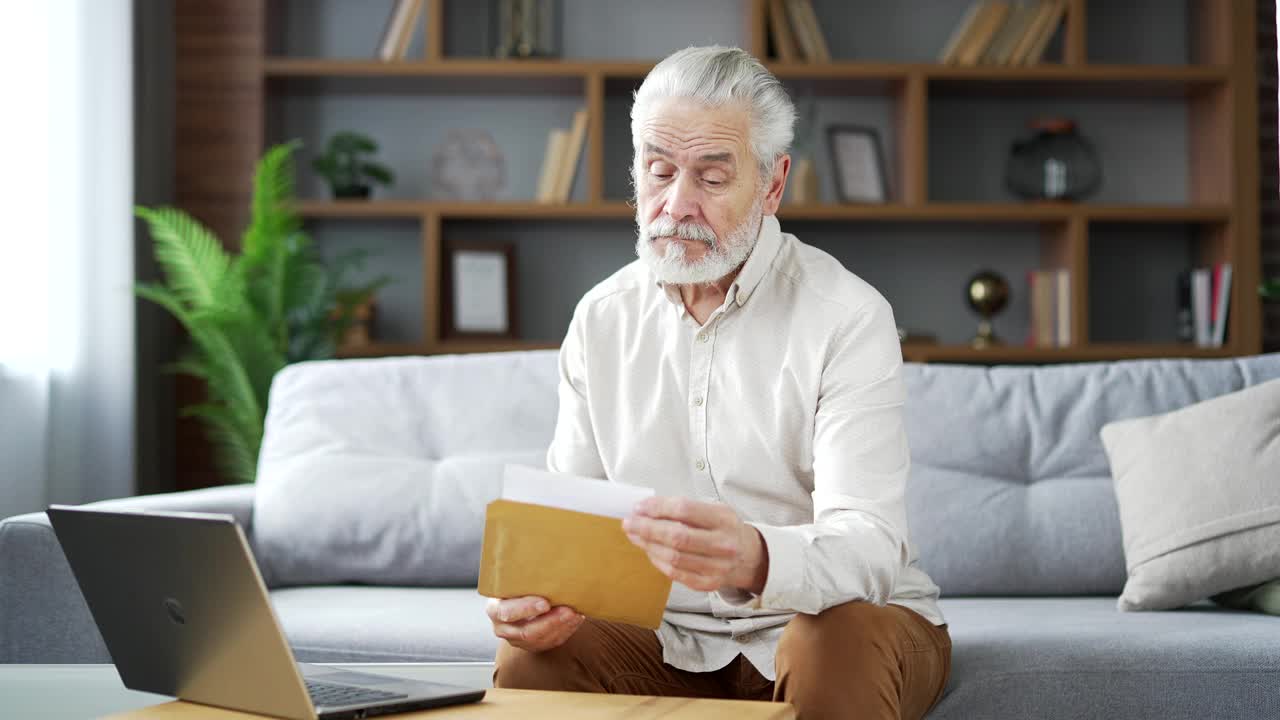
271;586;497;663
254;352;561;587
931;597;1280;719
268;588;1280;718
903;354;1280;596
1101;378;1280;611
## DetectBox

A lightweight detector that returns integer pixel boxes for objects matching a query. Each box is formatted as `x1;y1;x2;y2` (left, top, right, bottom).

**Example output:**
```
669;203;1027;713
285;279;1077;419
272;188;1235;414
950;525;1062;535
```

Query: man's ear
762;154;791;216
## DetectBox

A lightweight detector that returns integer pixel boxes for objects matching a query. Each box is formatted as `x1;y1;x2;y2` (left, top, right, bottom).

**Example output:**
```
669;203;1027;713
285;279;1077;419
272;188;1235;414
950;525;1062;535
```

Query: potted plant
135;140;387;483
312;131;395;199
1263;278;1280;301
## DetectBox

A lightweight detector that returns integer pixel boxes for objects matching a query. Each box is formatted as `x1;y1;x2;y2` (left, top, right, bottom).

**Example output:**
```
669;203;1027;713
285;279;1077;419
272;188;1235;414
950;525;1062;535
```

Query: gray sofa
4;350;1280;719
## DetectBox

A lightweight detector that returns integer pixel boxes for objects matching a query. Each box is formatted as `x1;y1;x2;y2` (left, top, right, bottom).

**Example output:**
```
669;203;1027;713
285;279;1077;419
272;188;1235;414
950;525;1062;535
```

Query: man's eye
704;179;724;187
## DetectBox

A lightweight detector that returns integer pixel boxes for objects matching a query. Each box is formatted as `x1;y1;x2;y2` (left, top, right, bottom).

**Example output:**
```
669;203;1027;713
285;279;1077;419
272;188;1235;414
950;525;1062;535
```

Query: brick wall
1260;0;1280;351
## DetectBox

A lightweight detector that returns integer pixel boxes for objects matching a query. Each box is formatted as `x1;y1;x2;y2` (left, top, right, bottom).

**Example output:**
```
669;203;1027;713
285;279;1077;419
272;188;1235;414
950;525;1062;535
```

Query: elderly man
487;46;950;719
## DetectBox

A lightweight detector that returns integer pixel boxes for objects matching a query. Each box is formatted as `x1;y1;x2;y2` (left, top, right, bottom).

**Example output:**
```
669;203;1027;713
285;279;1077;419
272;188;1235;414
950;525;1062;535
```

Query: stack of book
377;0;425;61
1027;269;1071;348
534;108;588;203
767;0;831;63
1178;264;1233;348
939;1;1068;66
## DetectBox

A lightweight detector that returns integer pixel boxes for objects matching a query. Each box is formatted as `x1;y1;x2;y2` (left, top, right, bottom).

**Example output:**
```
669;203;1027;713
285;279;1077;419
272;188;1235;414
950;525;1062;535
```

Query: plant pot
334;184;371;200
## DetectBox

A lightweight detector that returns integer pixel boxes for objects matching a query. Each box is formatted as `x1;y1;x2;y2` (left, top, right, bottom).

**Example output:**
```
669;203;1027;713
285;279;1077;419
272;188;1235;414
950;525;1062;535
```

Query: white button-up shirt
547;214;944;681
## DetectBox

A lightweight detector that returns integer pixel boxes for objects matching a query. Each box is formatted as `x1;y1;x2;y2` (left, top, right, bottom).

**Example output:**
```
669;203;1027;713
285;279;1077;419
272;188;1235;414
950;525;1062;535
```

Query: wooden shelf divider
293;200;1232;224
262;57;1229;87
425;0;444;62
586;72;606;204
421;210;442;353
1063;0;1088;66
895;72;928;205
899;343;1238;364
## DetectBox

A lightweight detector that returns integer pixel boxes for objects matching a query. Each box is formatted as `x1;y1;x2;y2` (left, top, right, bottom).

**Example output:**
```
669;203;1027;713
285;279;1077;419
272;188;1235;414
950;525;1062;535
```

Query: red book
1210;264;1222;327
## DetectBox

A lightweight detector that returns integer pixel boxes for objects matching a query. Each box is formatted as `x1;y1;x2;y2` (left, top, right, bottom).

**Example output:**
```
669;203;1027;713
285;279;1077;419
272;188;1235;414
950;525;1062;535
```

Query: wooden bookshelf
220;0;1264;366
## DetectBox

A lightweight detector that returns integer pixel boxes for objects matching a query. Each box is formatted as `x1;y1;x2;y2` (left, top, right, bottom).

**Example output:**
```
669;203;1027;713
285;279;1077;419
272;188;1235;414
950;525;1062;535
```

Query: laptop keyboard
305;679;408;708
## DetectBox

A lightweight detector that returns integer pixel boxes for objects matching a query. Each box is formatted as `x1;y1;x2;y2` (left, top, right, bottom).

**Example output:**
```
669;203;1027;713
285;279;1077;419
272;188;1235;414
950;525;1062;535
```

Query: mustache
642;216;718;247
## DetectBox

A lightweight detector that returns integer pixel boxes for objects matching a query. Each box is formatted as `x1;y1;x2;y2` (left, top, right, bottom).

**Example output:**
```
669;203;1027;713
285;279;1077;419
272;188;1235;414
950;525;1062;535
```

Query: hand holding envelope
623;495;769;596
479;466;769;644
478;467;674;631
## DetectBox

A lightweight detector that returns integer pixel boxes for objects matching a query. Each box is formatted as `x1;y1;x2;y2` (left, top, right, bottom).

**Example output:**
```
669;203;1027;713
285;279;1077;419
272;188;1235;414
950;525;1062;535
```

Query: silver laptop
47;505;486;720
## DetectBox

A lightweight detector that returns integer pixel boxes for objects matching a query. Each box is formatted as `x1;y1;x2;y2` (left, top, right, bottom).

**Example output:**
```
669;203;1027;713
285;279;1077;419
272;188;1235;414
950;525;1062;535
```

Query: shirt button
693;396;704;407
695;459;706;471
697;332;708;343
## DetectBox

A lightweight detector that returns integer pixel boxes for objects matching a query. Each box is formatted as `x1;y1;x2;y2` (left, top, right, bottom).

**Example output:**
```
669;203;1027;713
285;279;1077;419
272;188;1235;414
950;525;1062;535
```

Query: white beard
634;195;765;286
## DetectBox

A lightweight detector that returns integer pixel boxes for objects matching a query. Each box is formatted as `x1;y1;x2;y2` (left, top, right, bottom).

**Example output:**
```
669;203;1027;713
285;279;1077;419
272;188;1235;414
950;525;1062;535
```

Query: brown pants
494;601;951;720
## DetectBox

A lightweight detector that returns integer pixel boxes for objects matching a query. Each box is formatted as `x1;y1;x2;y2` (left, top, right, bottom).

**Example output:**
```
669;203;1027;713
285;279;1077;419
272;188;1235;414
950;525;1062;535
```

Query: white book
535;129;568;203
1056;269;1071;347
1212;264;1232;348
554;109;589;203
1192;268;1211;348
377;0;414;61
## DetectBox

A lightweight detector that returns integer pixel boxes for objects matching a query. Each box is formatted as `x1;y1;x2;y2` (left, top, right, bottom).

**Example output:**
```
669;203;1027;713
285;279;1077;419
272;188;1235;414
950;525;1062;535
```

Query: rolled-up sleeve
546;300;608;479
737;298;911;615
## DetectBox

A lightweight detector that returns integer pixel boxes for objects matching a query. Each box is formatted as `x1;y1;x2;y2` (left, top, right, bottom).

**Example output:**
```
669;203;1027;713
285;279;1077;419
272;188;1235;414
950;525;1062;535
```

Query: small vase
1005;119;1102;202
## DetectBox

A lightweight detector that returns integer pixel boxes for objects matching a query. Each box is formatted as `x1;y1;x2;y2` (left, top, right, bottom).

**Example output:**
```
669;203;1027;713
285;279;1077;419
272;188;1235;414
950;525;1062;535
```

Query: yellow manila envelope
478;467;673;629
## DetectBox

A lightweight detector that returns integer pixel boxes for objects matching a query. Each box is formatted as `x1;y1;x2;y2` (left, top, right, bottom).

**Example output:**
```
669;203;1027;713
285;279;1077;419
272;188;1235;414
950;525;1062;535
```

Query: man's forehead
638;98;748;161
643;142;735;164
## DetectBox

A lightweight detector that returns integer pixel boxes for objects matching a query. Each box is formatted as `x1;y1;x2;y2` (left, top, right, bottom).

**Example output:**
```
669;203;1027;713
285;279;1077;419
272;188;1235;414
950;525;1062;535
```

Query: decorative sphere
966;271;1010;317
431;129;506;201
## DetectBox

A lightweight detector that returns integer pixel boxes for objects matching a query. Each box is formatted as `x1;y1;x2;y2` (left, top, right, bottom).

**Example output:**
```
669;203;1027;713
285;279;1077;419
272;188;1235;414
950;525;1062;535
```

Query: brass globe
966;271;1010;348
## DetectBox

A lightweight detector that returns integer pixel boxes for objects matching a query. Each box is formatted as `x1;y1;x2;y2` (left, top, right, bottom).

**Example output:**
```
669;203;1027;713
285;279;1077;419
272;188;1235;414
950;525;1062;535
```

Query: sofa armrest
0;485;258;663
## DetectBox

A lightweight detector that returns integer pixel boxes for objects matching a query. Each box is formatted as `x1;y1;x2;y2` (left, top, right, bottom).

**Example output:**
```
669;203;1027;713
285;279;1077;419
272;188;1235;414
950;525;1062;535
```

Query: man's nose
662;173;702;223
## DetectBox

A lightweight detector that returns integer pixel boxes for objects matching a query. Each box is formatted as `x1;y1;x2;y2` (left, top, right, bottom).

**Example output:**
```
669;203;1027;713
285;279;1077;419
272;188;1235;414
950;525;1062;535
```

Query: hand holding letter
624;496;769;594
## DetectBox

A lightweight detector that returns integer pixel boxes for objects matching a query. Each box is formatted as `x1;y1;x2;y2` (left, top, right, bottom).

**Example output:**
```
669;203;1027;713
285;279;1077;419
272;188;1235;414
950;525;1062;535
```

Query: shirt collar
654;214;783;309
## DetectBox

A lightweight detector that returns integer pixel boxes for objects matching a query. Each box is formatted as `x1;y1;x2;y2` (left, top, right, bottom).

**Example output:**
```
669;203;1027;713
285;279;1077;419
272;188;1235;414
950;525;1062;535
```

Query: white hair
630;45;796;180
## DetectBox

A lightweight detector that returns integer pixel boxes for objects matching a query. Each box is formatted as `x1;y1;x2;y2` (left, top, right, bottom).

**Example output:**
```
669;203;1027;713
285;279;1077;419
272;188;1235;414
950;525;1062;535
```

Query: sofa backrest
904;354;1280;596
256;349;1280;595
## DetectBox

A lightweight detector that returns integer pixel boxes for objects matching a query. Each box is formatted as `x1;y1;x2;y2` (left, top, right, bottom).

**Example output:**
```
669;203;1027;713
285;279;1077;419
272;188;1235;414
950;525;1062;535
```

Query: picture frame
826;124;889;203
441;241;517;339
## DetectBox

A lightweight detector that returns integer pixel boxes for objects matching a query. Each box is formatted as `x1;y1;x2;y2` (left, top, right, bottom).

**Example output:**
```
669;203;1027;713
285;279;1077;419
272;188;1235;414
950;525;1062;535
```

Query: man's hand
486;596;585;652
623;497;769;594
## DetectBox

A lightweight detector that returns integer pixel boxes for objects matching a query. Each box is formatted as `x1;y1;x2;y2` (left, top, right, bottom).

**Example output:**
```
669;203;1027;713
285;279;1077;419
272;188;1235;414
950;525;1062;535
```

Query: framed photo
827;124;888;203
442;241;517;339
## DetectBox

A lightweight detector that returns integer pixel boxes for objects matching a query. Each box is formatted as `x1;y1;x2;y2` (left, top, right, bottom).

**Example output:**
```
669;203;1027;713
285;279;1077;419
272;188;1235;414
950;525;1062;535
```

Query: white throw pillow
252;353;560;587
1101;377;1280;611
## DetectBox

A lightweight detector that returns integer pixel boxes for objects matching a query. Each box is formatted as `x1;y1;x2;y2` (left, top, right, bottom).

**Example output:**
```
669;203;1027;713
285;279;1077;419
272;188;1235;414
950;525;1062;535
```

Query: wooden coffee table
0;663;793;719
107;687;794;719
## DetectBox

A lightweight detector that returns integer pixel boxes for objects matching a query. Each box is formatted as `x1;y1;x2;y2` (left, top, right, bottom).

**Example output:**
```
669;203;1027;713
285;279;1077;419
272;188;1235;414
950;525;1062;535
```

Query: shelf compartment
440;219;637;343
1088;220;1220;346
305;218;427;347
269;92;590;202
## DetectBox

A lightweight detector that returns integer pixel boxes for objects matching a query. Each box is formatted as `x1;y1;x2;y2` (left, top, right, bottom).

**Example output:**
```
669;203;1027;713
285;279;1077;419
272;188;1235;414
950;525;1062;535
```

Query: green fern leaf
136;207;234;313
